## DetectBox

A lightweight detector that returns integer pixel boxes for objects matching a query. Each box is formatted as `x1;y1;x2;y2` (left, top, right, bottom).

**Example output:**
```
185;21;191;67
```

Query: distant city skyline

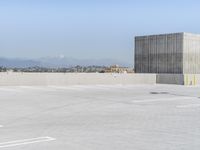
0;0;200;65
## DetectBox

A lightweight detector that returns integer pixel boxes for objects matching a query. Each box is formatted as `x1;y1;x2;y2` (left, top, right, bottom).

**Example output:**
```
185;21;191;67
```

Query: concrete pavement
0;85;199;149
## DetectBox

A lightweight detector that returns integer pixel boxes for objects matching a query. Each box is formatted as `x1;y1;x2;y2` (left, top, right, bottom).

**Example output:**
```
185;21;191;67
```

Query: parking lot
0;84;199;150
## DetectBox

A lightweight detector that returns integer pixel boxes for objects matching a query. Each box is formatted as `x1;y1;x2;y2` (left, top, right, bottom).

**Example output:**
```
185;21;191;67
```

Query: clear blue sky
0;0;200;64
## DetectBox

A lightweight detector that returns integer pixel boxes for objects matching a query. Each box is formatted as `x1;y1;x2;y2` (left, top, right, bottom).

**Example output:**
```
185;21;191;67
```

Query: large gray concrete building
135;32;200;74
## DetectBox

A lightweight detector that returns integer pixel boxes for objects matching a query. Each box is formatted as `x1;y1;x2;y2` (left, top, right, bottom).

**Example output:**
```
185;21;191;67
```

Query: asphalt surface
0;84;199;150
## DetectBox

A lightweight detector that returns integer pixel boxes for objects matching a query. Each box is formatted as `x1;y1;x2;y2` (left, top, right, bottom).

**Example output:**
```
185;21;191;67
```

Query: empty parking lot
0;84;199;150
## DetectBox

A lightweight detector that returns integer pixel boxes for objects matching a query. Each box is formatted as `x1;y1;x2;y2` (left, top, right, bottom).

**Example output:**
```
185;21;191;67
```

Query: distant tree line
0;66;108;73
0;65;134;73
0;67;7;72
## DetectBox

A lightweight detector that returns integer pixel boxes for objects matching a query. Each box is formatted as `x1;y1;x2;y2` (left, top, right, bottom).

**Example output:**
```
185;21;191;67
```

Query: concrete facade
0;73;156;86
135;32;200;74
156;74;184;85
156;74;200;85
183;33;200;73
1;72;200;86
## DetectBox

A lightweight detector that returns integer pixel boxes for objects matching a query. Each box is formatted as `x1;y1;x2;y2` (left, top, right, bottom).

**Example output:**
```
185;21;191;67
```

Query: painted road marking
132;97;195;103
0;88;22;93
19;86;56;91
176;104;200;108
0;137;55;148
48;86;86;91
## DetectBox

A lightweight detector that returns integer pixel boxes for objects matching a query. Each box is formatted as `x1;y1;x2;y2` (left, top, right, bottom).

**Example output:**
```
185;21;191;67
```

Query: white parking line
0;88;22;93
48;86;87;91
132;97;193;103
0;137;55;148
176;104;200;108
19;86;55;91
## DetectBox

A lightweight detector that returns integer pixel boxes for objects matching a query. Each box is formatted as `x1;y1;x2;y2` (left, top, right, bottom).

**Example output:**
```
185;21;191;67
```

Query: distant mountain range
0;57;132;68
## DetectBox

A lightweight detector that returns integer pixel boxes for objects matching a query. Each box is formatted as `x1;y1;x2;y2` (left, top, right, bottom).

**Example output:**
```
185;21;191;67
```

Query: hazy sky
0;0;200;64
